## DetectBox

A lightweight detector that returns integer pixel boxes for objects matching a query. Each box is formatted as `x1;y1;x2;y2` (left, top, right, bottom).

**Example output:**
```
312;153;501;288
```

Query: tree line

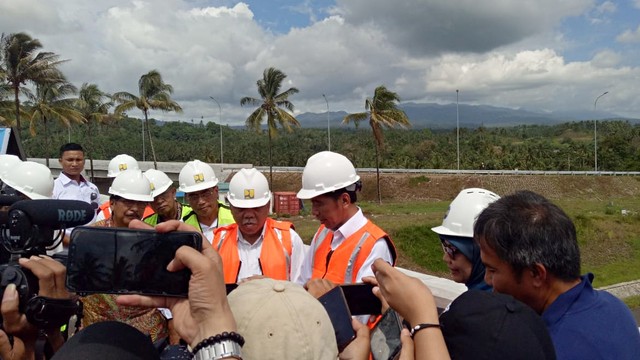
20;116;640;172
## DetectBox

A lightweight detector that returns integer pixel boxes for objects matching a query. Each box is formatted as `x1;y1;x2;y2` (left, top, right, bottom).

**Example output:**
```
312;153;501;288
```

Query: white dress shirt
236;224;306;283
297;208;394;285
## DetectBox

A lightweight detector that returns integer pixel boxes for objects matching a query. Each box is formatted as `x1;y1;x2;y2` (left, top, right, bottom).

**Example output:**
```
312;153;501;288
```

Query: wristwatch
194;339;242;360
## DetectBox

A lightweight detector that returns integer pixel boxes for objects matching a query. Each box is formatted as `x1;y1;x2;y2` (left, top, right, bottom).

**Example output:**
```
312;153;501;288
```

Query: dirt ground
266;172;640;202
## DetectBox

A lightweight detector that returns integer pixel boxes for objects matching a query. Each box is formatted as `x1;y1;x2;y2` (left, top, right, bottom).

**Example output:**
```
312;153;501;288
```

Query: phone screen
370;309;403;360
66;226;202;297
318;286;356;352
340;283;382;315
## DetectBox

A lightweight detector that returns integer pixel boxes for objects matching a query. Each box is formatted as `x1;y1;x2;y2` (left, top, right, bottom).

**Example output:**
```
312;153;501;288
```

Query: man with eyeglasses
214;168;305;283
83;169;168;342
178;160;234;243
431;188;499;291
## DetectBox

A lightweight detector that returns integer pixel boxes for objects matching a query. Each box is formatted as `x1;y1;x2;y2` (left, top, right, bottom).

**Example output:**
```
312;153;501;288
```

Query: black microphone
0;195;22;207
9;200;95;228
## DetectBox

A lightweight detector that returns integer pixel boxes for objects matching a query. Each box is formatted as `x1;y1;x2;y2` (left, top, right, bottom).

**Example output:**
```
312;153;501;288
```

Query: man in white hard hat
431;188;499;291
179;160;234;243
83;169;168;342
142;169;193;226
0;154;21;190
296;151;396;286
213;168;305;283
2;161;54;200
95;154;154;222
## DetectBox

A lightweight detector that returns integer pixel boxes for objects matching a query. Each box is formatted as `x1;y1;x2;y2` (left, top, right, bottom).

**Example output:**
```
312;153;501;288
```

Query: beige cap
228;279;338;360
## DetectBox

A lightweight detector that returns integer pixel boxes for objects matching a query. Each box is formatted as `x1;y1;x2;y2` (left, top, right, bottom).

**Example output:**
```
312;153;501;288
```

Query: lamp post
322;94;331;151
456;89;460;171
210;96;223;164
593;91;608;172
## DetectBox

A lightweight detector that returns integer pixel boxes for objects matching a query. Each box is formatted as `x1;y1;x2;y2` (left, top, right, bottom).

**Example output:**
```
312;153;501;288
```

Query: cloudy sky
2;0;640;125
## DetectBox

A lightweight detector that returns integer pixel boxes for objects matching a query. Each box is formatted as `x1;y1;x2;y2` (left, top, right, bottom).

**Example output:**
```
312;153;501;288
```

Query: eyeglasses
115;197;148;209
186;189;216;202
440;239;459;259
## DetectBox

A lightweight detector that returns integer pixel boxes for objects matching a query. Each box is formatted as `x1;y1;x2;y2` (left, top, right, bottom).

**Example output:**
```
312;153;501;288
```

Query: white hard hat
108;154;140;178
2;161;53;199
178;160;219;193
227;168;271;208
297;151;360;199
144;169;173;198
431;188;500;238
0;154;22;182
108;169;154;202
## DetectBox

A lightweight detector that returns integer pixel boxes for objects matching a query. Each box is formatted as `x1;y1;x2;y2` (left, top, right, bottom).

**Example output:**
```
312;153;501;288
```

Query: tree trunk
268;126;273;189
375;143;381;204
44;117;50;167
13;85;21;138
145;111;158;169
87;121;95;182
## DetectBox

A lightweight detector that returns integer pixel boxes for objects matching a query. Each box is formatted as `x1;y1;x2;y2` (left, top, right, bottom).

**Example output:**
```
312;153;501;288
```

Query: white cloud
1;0;640;124
616;25;640;43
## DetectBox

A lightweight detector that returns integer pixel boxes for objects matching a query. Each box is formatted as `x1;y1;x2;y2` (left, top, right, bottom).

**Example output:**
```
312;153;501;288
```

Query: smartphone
370;309;403;360
341;283;382;315
66;226;202;297
318;286;356;352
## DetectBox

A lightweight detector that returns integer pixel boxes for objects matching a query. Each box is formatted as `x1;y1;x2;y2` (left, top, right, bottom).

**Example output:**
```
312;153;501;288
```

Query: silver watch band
194;339;242;360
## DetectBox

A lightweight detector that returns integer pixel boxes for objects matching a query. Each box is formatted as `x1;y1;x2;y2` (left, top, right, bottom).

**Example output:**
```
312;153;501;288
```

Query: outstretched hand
117;220;237;347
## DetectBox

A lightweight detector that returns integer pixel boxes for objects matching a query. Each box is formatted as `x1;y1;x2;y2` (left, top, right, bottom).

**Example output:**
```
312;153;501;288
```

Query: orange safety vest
214;218;294;283
98;200;154;220
310;220;397;284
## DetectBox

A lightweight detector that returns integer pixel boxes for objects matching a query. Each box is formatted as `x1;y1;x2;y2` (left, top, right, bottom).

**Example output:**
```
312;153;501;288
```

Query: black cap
52;321;159;360
440;290;556;360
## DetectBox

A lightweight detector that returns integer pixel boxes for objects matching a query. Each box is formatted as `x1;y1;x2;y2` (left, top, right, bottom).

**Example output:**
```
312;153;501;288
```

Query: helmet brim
228;194;271;209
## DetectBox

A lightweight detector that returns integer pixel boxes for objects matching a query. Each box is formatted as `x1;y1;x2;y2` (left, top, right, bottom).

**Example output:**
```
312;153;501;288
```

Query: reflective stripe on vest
214;218;293;283
310;220;396;284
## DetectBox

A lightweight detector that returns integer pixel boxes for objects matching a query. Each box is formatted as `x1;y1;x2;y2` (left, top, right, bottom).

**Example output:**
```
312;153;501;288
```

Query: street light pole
210;96;223;164
593;91;608;172
456;89;460;171
322;94;330;151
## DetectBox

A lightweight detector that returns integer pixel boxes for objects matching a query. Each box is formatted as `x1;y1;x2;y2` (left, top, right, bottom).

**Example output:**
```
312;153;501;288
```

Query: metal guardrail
254;166;640;176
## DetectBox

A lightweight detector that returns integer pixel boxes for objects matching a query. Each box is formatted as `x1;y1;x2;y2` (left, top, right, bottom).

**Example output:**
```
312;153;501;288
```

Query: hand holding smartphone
318;286;357;352
370;309;404;360
66;226;202;297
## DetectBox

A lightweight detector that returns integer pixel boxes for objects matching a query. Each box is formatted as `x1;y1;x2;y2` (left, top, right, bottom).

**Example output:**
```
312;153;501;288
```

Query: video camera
0;196;94;328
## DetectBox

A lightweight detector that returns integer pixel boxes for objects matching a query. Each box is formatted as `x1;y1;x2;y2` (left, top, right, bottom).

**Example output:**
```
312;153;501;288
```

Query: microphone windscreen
9;200;96;228
0;195;22;207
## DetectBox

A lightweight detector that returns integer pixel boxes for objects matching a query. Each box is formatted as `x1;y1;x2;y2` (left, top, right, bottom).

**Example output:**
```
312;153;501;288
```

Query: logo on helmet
193;173;205;183
244;189;255;199
150;182;156;191
118;163;128;171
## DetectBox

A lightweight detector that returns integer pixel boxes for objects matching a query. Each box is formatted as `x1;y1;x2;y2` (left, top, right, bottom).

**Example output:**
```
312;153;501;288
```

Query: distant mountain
295;103;637;129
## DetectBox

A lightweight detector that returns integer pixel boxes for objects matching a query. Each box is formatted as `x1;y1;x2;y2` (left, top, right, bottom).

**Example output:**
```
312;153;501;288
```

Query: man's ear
340;192;351;206
529;263;548;288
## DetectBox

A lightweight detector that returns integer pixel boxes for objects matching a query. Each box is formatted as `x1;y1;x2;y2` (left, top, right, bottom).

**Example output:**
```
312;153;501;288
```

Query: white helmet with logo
297;151;360;199
431;188;500;238
108;169;153;202
0;154;22;182
178;160;219;193
3;161;53;199
107;154;140;178
144;169;173;198
227;168;271;208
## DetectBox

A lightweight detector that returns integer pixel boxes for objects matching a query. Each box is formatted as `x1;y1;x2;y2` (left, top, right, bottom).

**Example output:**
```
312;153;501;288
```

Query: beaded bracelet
410;323;441;338
192;331;245;354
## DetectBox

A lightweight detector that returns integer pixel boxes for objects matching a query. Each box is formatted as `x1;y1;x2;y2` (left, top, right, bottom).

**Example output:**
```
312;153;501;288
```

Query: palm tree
343;85;410;203
76;83;115;180
240;67;300;186
113;70;182;169
27;80;84;166
1;32;66;137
